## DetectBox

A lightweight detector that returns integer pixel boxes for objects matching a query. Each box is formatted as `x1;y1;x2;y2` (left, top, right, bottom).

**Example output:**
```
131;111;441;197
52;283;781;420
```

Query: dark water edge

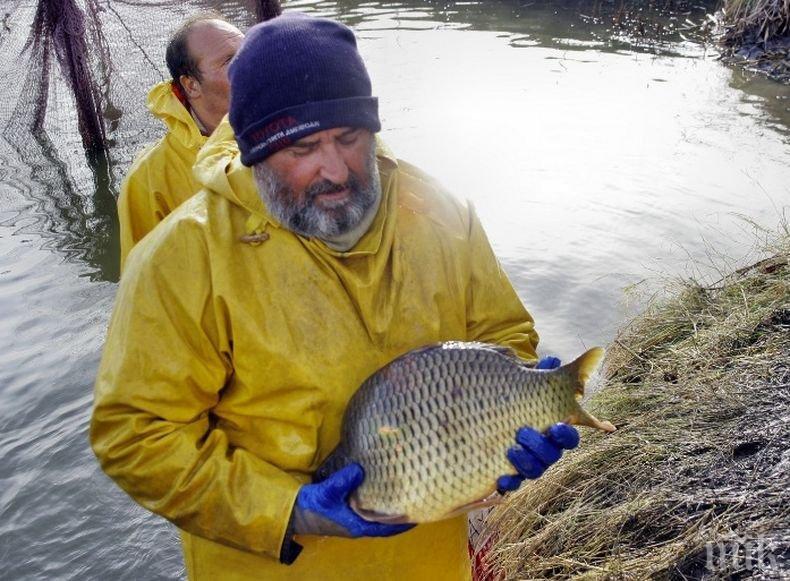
563;0;790;83
722;35;790;84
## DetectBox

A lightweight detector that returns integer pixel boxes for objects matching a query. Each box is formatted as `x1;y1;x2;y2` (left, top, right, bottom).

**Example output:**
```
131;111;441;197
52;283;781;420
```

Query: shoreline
721;35;790;83
485;231;789;578
578;0;790;84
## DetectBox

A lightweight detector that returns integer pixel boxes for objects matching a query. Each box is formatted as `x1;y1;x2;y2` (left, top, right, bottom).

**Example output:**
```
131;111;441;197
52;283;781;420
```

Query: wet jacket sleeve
90;226;302;558
117;166;169;273
464;204;539;361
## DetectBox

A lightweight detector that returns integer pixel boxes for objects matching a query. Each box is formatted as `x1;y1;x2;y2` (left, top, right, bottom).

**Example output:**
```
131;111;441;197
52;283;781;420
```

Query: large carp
316;341;616;524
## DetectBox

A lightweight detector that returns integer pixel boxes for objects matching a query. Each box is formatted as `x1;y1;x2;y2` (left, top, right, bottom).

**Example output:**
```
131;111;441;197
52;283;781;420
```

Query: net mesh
26;0;109;154
0;0;277;281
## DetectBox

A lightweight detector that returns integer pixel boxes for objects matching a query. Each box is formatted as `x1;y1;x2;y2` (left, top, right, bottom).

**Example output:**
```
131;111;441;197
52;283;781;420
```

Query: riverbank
580;0;790;83
485;230;790;578
718;0;790;83
721;35;790;83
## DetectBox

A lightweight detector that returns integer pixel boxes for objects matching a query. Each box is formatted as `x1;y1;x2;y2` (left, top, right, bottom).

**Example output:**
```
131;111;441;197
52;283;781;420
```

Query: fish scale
316;341;616;523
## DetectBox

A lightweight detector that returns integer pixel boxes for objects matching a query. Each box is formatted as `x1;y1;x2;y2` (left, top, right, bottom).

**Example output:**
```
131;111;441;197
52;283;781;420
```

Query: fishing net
0;0;276;281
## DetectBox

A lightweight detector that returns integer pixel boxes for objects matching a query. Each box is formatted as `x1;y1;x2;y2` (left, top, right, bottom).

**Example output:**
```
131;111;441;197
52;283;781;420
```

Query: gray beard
253;141;381;242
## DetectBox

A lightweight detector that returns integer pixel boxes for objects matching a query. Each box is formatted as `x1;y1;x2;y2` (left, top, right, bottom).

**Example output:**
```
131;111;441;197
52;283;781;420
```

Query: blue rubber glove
496;423;580;493
535;355;562;370
291;463;414;538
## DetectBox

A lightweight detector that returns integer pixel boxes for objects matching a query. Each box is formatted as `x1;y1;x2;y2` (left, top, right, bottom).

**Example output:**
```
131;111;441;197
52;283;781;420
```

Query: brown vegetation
720;0;790;45
718;0;790;81
485;230;790;578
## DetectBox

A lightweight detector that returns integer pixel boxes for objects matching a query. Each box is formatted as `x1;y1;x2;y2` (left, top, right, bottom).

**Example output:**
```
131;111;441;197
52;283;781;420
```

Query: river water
0;0;788;578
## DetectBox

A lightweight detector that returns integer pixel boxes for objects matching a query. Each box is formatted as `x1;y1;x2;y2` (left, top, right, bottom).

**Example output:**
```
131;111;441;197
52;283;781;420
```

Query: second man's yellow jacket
117;81;208;270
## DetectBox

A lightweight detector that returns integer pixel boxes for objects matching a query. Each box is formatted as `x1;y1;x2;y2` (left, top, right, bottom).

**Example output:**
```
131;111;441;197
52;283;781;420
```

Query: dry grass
485;231;790;579
720;0;790;45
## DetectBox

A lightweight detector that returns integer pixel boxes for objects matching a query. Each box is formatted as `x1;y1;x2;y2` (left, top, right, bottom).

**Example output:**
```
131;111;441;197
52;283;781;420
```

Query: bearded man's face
253;128;380;240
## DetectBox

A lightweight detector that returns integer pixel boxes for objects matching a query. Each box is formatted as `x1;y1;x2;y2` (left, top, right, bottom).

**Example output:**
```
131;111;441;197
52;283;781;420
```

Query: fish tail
566;407;617;432
562;347;617;432
563;346;606;397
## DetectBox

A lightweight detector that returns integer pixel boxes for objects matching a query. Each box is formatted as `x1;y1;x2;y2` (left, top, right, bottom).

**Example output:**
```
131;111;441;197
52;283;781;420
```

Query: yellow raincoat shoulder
92;120;539;580
116;81;208;270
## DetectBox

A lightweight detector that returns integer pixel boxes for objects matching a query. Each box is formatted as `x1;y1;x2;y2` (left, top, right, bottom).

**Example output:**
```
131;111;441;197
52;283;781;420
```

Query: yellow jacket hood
117;82;208;270
147;81;205;150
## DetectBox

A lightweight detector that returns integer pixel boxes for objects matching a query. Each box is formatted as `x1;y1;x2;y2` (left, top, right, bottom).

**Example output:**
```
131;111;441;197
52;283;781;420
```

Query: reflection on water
728;69;790;140
0;128;120;282
302;0;715;55
0;0;120;282
0;0;788;578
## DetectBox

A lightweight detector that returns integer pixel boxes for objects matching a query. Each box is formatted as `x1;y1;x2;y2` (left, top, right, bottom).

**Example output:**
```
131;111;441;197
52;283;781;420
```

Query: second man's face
188;20;244;116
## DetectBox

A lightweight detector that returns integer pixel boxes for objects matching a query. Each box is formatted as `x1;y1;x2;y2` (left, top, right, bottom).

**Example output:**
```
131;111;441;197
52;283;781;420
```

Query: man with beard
117;12;244;270
91;13;578;579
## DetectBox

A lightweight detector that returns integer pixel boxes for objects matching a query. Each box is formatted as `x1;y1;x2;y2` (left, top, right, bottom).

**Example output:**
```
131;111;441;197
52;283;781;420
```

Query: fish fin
563;347;606;397
566;407;617;433
350;498;413;524
440;491;503;519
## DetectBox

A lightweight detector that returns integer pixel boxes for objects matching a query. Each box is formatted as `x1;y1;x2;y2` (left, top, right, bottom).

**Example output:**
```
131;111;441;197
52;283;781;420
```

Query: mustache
305;174;362;200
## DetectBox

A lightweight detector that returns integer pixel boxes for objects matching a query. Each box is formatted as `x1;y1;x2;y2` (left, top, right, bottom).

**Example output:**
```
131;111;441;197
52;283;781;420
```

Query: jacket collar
146;81;207;150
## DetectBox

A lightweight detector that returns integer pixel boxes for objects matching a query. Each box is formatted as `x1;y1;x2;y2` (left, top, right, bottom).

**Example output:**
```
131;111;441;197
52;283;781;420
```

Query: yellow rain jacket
92;119;539;580
117;81;208;270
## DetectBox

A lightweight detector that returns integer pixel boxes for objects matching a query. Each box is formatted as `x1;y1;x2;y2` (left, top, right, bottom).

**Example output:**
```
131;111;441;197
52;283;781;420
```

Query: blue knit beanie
228;13;381;166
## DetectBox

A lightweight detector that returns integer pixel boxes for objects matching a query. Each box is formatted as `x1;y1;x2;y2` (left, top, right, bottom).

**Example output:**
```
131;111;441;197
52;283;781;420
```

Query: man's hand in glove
292;463;414;538
496;423;580;494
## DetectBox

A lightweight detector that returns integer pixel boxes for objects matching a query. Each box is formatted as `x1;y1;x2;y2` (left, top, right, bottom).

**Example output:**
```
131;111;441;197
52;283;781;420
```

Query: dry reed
720;0;790;45
485;231;790;579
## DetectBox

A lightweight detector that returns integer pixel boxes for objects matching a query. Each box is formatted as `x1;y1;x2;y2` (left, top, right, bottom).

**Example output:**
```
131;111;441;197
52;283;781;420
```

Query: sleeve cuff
279;537;303;565
279;510;303;565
